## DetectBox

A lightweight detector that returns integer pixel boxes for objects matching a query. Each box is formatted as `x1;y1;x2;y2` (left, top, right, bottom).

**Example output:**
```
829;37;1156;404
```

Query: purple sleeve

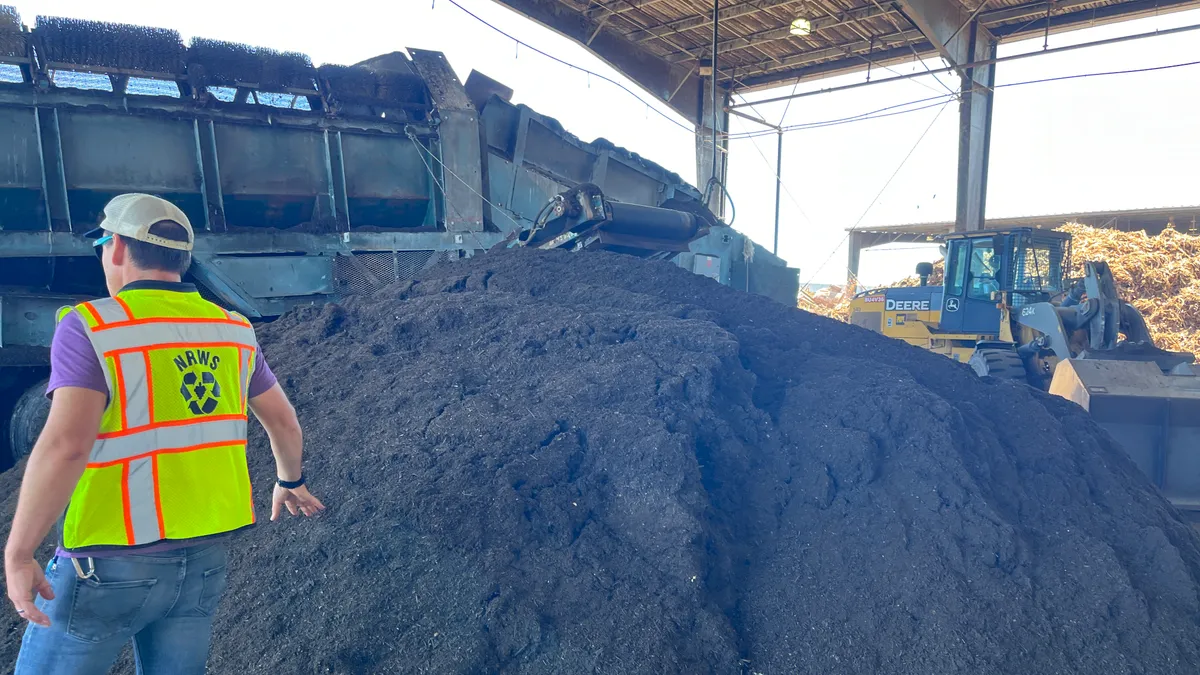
248;349;278;398
47;311;109;399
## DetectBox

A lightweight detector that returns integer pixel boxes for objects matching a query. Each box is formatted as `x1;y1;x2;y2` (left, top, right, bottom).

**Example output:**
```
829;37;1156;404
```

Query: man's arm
248;383;324;520
5;386;106;626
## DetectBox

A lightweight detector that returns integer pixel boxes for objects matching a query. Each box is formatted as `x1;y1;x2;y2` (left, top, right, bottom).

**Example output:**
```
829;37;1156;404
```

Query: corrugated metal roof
536;0;1200;91
853;204;1200;235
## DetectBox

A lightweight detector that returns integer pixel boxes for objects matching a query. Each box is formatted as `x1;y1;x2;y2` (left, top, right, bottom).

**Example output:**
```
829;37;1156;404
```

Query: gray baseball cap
86;193;194;251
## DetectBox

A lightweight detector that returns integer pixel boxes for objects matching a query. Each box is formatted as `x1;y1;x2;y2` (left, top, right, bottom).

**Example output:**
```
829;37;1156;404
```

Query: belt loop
71;557;98;581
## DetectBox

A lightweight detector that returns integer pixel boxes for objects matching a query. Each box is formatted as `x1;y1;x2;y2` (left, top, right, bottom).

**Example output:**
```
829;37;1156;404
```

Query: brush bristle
36;16;182;73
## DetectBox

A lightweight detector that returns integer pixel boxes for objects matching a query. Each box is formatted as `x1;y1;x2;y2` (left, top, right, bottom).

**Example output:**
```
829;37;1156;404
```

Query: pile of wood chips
1061;223;1200;355
798;284;853;320
798;223;1200;356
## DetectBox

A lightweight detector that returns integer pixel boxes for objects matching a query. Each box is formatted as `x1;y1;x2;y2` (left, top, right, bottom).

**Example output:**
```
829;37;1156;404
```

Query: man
4;193;325;674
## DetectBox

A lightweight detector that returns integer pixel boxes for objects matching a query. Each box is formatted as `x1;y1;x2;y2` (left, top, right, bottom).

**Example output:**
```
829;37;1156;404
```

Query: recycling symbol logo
180;367;222;415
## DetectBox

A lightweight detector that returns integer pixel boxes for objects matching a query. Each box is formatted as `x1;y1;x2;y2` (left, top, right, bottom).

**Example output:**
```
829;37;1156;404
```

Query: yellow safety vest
58;285;259;551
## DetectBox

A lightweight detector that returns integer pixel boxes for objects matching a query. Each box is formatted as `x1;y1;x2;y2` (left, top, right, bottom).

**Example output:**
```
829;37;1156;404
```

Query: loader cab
938;228;1071;334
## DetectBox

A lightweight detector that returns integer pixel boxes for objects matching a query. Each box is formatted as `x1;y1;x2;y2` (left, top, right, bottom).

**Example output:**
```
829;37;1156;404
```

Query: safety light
790;18;812;36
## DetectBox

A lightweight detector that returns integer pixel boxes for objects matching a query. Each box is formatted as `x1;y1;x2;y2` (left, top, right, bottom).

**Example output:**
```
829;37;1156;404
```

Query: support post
695;79;729;219
847;230;865;293
194;119;226;232
773;130;783;255
894;0;997;233
35;108;71;232
956;22;997;232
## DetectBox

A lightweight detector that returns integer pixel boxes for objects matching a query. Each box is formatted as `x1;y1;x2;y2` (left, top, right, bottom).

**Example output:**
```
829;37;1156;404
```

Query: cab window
945;241;968;297
968;242;997;300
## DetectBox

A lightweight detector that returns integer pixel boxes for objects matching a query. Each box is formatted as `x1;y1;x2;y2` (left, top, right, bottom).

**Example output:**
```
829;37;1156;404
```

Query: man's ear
110;233;128;266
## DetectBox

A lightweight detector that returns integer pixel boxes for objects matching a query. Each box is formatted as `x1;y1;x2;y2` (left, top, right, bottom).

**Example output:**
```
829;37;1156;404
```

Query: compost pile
3;248;1200;674
1061;223;1200;355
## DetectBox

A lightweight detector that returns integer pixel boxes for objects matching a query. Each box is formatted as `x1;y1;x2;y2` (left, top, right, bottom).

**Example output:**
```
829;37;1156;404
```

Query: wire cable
726;56;1200;141
406;133;511;251
444;0;1200;147
443;0;695;134
727;104;815;229
800;102;951;288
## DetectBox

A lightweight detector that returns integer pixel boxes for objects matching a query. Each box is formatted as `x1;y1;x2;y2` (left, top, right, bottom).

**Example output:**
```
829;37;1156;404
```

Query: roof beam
628;0;800;43
893;0;991;68
664;4;896;62
585;0;670;20
724;0;1071;79
727;0;1194;88
732;27;926;78
731;42;928;89
491;0;704;124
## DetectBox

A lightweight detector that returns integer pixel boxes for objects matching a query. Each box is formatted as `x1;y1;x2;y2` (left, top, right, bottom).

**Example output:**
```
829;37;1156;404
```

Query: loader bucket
1049;359;1200;512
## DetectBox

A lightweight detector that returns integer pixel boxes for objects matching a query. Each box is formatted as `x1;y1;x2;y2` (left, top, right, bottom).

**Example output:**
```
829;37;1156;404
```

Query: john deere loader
848;228;1200;511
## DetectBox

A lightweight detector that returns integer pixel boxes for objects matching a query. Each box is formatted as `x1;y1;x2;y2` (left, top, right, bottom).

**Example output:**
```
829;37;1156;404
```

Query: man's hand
5;557;53;627
271;484;326;520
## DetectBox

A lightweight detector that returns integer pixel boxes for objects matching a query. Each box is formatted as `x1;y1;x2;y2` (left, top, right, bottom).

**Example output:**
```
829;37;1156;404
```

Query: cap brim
83;227;107;240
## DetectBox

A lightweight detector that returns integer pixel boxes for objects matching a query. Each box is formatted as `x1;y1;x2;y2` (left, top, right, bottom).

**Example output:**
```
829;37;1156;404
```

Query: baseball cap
85;194;194;251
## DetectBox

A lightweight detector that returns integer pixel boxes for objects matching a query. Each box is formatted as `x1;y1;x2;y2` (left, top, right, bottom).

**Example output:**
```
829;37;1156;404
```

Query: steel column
696;83;729;220
35;108;71;232
194;119;226;231
847;230;865;292
956;23;997;232
773;130;783;255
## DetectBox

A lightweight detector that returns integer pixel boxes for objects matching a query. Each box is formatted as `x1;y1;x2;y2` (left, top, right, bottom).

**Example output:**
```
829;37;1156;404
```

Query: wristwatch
277;475;305;489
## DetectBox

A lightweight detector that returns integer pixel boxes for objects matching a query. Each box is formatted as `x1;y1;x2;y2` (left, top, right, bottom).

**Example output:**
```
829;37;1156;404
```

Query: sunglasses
92;234;113;259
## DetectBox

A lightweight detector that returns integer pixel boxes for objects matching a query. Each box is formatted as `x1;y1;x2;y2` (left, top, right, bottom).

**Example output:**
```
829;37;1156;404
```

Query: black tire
968;348;1031;385
8;378;50;464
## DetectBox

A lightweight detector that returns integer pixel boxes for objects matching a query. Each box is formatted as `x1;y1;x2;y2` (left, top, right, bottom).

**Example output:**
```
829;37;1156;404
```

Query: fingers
298;493;326;517
270;486;326;520
14;597;50;627
34;573;55;602
9;576;51;627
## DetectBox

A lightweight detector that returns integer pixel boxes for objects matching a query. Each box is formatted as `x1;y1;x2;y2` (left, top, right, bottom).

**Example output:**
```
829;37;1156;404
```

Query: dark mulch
2;248;1199;674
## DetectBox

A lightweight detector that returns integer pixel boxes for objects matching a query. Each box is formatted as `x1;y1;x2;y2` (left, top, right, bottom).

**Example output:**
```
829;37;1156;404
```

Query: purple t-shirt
49;304;277;558
48;312;277;401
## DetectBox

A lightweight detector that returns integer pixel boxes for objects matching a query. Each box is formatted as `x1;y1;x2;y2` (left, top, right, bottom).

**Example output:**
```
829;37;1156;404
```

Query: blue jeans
14;542;228;675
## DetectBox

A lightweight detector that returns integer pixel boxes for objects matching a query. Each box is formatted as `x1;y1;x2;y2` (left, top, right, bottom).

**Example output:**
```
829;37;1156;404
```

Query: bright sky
11;0;1200;286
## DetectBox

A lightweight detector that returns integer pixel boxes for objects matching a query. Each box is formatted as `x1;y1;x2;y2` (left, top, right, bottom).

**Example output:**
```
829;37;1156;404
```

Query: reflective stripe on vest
62;290;260;551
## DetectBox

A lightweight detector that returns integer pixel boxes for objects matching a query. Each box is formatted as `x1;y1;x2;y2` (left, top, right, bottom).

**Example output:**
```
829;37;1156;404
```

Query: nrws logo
175;349;223;415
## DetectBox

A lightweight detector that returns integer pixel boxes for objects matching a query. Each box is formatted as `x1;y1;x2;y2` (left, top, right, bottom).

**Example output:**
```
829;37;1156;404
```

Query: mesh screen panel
396;250;435;279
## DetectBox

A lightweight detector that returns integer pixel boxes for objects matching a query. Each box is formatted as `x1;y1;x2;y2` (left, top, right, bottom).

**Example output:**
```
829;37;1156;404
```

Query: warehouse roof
849;204;1200;244
494;0;1200;120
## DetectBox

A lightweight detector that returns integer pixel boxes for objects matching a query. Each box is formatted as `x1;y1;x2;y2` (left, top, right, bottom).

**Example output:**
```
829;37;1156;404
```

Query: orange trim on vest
94;413;248;441
237;346;246;411
92;316;251;332
103;341;251;358
112;296;134;321
151;455;166;537
80;302;103;326
121;462;135;545
143;351;156;424
112;356;129;430
87;439;248;470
